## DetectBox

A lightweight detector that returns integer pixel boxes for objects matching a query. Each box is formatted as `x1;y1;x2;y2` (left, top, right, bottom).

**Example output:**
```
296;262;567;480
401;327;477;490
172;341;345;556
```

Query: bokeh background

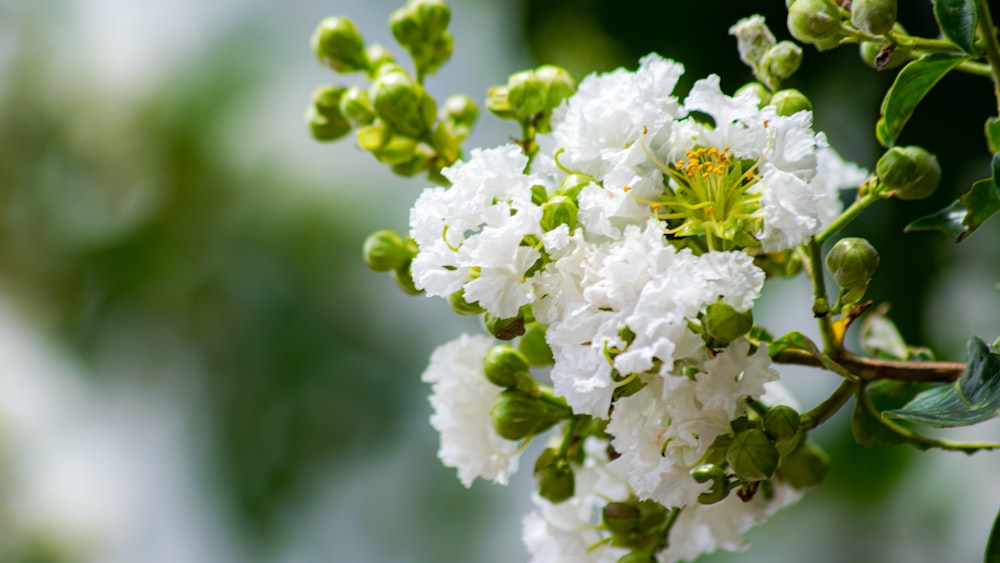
1;0;1000;561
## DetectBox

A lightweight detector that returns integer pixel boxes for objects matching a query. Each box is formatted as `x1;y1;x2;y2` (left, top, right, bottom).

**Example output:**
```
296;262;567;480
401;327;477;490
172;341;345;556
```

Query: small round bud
364;44;396;74
769;88;812;116
370;68;434;138
311;17;368;73
535;65;576;110
540;196;578;232
851;0;897;36
735;82;772;107
483;344;531;388
490;389;568;440
787;0;843;45
876;145;941;200
339;87;375;126
485;85;514;120
763;405;802;454
507;70;547;120
519;323;554;366
356;122;392;152
392;261;423;295
760;41;803;88
825;237;879;290
306;86;351;141
559;173;594;199
602;502;640;537
730;15;777;70
635;500;668;534
703;301;753;345
362;229;411;272
860;40;909;70
410;0;451;39
534;450;575;503
441;94;478;130
726;428;779;481
371;135;419;166
447;288;485;316
779;440;830;488
484;313;526;340
389;148;435;177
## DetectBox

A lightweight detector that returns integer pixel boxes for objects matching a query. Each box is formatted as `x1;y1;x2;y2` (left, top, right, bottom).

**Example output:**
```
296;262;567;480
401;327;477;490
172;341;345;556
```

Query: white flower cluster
416;54;864;561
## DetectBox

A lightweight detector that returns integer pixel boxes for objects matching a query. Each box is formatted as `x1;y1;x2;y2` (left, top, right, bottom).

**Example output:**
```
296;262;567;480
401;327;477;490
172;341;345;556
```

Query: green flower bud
534;449;575;503
559;173;594;199
339;87;375;126
541;196;578;232
371;135;419;166
726;428;779;481
763;405;802;454
364;44;396;74
370;68;434;138
484;312;526;340
602;502;641;537
411;0;451;39
389;148;435;177
356;121;392;152
485;85;514;120
618;553;657;563
779;440;830;488
769;88;812;116
535;65;576;110
389;6;422;49
490;389;568;440
519;323;554;366
508;70;547;120
306;90;352;142
362;229;411;272
760;41;803;88
859;40;909;70
441;94;478;130
635;500;668;534
825;237;879;290
787;0;843;45
483;344;531;388
876;145;941;200
691;464;730;505
730;15;777;70
311;17;368;73
851;0;897;36
447;288;485;316
703;300;753;345
392;260;423;295
735;82;772;107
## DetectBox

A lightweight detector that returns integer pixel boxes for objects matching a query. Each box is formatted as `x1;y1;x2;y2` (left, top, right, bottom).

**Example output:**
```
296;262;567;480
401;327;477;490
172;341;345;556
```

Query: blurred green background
0;0;999;562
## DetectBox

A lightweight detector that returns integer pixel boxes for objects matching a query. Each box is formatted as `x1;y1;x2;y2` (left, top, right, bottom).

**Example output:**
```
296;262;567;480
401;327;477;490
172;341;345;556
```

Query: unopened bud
735;82;772;107
618;553;657;563
860;40;909;70
370;68;435;138
364;44;396;74
876;145;940;200
779;440;830;488
535;65;576;110
760;41;803;88
602;502;640;537
541;196;578;232
730;15;777;70
484;312;526;340
372;135;419;166
340;87;375;126
311;17;367;73
691;464;730;505
508;70;547;120
392;260;423;295
362;229;412;272
519;323;554;366
726;428;779;481
534;448;575;503
441;94;478;129
763;405;802;454
825;237;879;290
483;344;531;388
356;121;392;152
769;88;812;116
703;301;753;345
307;86;351;141
490;389;568;440
851;0;897;36
787;0;843;45
447;288;485;316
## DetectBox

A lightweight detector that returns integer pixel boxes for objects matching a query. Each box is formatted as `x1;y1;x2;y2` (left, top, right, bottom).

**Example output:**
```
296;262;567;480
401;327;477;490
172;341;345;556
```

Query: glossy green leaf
986;117;1000;154
932;0;978;53
905;177;1000;240
876;54;969;147
988;504;1000;563
888;337;1000;427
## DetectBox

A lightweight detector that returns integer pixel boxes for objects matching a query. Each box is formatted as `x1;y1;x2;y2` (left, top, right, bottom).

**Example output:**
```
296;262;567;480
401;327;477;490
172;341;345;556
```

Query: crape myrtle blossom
404;51;865;561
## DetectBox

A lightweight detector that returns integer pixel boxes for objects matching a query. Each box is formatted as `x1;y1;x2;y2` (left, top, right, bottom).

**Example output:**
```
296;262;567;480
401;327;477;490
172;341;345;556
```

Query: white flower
421;333;520;487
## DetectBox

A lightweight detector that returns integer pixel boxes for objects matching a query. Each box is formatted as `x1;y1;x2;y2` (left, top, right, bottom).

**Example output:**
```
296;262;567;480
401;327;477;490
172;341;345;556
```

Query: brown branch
772;348;964;383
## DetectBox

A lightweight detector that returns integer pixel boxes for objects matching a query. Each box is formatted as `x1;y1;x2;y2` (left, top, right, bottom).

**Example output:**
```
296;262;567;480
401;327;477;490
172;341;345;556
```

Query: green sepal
932;0;977;54
876;54;968;148
887;337;1000;427
726;428;779;481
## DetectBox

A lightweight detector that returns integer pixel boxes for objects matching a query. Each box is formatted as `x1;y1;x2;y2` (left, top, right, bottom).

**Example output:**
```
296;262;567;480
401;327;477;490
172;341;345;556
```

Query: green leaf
888;337;1000;427
876;54;969;147
860;304;908;360
988;504;1000;563
905;177;1000;241
932;0;978;54
852;394;907;447
768;330;814;359
986;117;1000;154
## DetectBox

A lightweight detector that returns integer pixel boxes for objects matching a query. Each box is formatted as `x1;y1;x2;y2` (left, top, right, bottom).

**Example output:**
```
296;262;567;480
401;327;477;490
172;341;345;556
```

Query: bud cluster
486;64;576;143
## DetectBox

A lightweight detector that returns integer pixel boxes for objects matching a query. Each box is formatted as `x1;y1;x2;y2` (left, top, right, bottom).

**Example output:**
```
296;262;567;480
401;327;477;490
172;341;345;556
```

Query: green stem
956;60;994;78
800;379;860;430
975;0;1000;115
807;238;837;352
816;191;881;245
557;417;580;458
839;26;965;54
